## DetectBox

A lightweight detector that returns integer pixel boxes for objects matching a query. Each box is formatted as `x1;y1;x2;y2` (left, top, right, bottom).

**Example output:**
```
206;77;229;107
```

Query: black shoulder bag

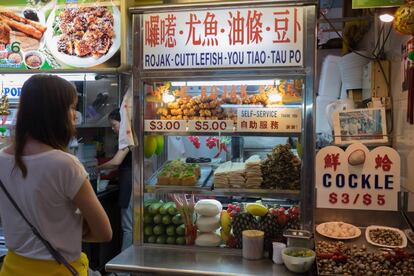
0;180;79;276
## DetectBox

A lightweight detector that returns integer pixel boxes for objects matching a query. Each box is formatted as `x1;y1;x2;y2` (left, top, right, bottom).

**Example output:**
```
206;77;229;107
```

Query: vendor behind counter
98;107;134;252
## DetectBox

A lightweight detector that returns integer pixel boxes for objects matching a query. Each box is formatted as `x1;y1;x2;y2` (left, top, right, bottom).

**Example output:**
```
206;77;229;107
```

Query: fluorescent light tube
171;80;276;87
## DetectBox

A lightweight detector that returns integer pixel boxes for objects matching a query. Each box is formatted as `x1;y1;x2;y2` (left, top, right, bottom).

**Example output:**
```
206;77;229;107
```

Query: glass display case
131;0;316;254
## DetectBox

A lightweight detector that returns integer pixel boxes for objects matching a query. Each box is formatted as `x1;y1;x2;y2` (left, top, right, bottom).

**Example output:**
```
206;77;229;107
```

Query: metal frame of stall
130;0;317;251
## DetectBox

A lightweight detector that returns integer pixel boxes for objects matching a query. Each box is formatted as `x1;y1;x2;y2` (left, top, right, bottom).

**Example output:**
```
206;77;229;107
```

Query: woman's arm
98;147;130;170
73;179;112;242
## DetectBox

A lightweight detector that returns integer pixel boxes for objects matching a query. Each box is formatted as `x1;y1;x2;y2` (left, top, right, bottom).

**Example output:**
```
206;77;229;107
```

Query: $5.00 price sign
188;120;234;132
145;120;187;132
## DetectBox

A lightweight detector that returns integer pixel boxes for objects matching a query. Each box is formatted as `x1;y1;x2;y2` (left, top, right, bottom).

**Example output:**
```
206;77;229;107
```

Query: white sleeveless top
0;149;87;262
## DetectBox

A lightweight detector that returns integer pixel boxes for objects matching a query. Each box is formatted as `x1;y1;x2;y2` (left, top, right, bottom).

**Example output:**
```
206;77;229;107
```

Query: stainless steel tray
145;163;213;191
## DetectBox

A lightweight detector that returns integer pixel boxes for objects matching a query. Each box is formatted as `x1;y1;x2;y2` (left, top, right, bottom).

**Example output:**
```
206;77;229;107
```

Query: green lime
153;225;165;235
176;224;185;236
167;206;177;216
166;236;176;244
156;236;166;244
172;214;183;225
166;225;176;236
162;215;172;225
144;225;153;236
153;214;162;224
149;202;163;215
176;236;186;245
147;236;157;243
144;199;160;209
144;213;153;225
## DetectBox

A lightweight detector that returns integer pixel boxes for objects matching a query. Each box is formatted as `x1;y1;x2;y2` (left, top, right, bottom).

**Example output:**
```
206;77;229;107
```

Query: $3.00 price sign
144;120;187;132
315;143;400;211
188;120;234;132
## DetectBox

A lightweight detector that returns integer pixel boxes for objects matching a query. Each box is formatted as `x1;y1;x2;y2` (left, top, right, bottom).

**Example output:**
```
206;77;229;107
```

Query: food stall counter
106;245;303;275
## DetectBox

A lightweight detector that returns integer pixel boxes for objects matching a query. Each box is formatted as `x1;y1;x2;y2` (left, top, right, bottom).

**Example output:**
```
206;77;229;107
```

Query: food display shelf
146;169;300;198
212;188;301;198
148;186;301;199
145;165;214;192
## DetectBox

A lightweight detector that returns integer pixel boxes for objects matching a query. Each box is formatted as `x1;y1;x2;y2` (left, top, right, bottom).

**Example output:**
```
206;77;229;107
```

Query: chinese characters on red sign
375;154;393;172
145;8;301;48
143;7;304;69
323;153;394;172
324;153;341;171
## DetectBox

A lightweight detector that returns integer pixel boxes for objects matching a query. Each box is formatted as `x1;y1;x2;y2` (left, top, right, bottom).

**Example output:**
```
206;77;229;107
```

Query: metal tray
145;163;213;191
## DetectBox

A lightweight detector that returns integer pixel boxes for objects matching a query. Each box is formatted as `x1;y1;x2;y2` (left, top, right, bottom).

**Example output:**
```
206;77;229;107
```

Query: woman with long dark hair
0;75;112;275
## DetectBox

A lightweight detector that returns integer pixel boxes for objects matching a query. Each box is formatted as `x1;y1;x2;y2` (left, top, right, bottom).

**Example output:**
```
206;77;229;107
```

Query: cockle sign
142;7;304;69
316;143;401;211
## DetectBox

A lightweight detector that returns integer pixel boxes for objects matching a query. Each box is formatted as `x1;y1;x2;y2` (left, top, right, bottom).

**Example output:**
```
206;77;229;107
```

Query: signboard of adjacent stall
316;143;400;211
142;7;304;69
2;85;22;100
236;107;301;133
352;0;404;9
0;0;121;70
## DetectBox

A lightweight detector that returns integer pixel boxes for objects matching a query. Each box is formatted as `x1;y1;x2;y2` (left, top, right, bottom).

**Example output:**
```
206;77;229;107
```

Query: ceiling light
171;80;276;87
379;13;394;22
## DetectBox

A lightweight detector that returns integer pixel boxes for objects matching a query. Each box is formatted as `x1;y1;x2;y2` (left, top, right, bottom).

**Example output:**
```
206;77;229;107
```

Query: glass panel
84;75;119;125
142;78;304;248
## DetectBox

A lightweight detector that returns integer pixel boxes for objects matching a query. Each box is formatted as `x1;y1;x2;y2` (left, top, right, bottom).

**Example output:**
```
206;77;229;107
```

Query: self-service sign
237;107;301;133
316;143;400;211
143;7;304;69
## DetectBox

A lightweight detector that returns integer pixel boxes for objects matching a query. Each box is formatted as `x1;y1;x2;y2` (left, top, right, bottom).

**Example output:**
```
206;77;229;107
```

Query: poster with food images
0;0;121;70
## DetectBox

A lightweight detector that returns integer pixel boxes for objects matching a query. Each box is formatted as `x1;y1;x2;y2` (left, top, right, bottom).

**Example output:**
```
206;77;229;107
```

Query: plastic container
272;242;286;264
281;247;315;273
242;230;264;260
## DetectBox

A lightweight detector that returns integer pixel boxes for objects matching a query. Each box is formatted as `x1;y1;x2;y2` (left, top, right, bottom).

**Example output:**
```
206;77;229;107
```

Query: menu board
0;0;121;70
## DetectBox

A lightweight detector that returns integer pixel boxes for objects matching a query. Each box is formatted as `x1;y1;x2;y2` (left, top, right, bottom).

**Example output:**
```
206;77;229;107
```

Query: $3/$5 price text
328;192;386;206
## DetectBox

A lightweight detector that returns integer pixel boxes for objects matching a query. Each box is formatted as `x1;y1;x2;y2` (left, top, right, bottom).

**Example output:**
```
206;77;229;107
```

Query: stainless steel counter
106;245;302;275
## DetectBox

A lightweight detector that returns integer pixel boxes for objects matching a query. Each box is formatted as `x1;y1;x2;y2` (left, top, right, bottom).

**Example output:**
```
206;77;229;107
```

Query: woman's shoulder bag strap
0;179;79;276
